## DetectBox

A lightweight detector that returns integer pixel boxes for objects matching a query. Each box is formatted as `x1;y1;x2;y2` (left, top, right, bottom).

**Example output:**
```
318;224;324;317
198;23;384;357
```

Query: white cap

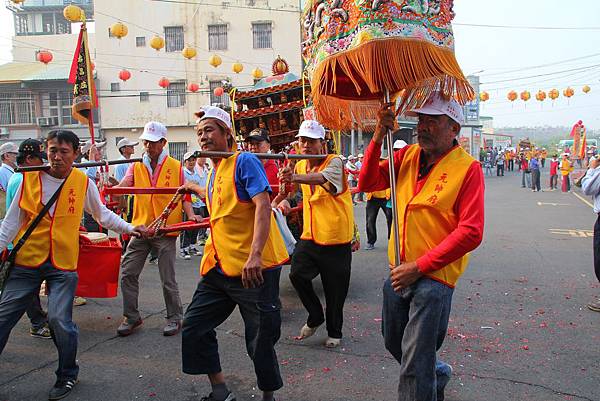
393;139;408;149
348;155;356;160
194;106;232;129
405;91;464;125
117;138;139;149
358;153;364;158
140;121;167;142
81;140;106;154
183;151;196;161
296;120;325;140
0;142;19;156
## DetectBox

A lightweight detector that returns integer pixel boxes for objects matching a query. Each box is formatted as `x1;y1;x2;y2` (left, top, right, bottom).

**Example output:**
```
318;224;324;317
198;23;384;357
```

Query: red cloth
263;159;279;198
550;160;558;176
521;159;529;170
358;141;485;275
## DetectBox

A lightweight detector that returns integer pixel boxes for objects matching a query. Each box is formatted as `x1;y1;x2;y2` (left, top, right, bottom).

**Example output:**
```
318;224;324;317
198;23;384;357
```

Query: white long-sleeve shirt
581;166;600;213
0;171;135;252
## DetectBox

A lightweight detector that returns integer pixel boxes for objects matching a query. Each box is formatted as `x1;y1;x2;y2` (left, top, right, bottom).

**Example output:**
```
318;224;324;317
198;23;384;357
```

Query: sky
1;0;600;129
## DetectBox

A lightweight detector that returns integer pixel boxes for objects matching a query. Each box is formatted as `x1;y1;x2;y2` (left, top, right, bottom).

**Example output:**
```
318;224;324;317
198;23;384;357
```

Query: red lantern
158;77;170;88
213;87;224;97
36;50;53;65
118;69;131;82
188;83;200;93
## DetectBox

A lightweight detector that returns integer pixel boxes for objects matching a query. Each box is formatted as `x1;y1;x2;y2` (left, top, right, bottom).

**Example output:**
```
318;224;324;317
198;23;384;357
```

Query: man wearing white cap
359;92;485;401
114;138;139;182
181;106;288;401
278;120;355;349
79;140;106;181
115;121;196;337
0;142;19;220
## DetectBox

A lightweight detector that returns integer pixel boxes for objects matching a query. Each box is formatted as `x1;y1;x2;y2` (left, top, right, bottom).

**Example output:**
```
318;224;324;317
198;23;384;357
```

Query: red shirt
550;160;559;175
358;141;485;275
263;159;279;199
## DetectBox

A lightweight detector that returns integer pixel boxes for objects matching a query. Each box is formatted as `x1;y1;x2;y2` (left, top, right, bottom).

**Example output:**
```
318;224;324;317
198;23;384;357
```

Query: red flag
579;127;587;160
69;23;97;125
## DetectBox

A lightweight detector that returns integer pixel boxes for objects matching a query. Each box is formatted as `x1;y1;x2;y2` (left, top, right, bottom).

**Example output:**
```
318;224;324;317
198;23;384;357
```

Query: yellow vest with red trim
388;145;475;287
15;168;88;270
296;154;354;245
200;153;289;276
132;156;183;237
366;189;390;201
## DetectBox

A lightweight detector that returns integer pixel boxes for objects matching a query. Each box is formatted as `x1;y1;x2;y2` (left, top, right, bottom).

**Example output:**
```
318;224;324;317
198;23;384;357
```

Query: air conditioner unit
0;127;8;136
37;116;59;127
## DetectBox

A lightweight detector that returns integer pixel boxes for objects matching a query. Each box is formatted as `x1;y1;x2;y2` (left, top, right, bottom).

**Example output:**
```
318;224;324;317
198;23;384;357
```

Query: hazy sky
1;1;599;129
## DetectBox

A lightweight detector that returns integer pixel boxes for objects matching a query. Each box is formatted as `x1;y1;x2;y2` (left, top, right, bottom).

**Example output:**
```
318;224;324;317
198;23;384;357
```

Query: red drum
76;234;122;298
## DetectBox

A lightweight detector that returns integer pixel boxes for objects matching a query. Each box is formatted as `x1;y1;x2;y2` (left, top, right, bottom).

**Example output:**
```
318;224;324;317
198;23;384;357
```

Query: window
14;14;29;36
136;36;146;47
0;92;35;125
208;24;227;50
110;82;121;92
140;92;150;102
167;81;186;108
164;26;184;52
252;22;272;49
168;142;188;162
14;11;72;36
209;80;230;106
59;91;78;126
42;13;54;34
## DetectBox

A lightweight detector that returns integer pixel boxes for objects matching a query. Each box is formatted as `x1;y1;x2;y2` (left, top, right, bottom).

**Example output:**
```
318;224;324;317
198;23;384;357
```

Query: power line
478;52;600;77
480;64;600;85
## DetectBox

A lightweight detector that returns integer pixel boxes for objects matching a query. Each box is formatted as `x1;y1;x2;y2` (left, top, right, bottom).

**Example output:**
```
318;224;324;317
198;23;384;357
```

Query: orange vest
200;153;289;276
388;145;476;287
132;156;183;236
296;154;354;245
15;168;88;270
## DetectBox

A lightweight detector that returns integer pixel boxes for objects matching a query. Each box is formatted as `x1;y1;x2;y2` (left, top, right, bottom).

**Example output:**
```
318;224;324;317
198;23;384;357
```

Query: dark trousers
496;164;504;176
594;216;600;282
531;169;541;191
26;292;47;329
550;174;558;189
366;198;392;245
508;159;514;171
181;206;208;249
182;268;283;392
289;240;351;339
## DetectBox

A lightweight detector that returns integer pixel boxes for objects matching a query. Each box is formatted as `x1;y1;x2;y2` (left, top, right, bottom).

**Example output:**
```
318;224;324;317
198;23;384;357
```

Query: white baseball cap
117;138;139;149
80;140;106;154
358;153;364;158
183;151;196;161
393;139;408;149
0;142;19;156
296;120;325;140
194;106;232;129
405;91;464;125
140;121;167;142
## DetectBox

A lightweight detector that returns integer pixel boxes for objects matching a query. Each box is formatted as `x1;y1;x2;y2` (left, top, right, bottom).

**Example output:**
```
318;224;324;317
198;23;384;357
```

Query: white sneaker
325;337;341;348
298;323;320;339
180;249;191;260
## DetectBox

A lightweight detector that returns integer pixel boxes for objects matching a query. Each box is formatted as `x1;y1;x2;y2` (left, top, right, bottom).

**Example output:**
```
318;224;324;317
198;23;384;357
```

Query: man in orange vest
180;106;288;401
115;121;199;337
277;120;355;349
0;130;145;400
360;92;485;401
364;186;392;251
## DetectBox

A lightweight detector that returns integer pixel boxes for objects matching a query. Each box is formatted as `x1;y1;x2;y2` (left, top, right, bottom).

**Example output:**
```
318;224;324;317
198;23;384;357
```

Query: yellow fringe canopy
302;0;474;131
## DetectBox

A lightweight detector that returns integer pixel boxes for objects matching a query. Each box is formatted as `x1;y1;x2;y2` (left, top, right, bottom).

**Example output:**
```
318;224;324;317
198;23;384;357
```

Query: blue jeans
382;277;454;401
0;263;79;381
182;268;283;392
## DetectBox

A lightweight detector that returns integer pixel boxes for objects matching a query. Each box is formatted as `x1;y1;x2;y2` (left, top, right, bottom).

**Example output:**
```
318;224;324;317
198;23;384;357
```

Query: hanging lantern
119;69;131;82
272;55;289;75
535;90;546;102
110;22;128;39
36;50;53;65
520;90;531;102
150;36;165;51
582;85;591;94
479;91;489;102
208;54;222;68
63;5;83;22
507;90;517;102
182;46;197;60
213;87;224;97
232;62;244;74
252;68;264;80
549;89;559;100
158;77;170;88
563;87;574;98
188;83;200;93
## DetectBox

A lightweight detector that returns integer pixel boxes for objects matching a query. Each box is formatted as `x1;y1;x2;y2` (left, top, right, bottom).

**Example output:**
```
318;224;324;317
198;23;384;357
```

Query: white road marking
572;192;594;209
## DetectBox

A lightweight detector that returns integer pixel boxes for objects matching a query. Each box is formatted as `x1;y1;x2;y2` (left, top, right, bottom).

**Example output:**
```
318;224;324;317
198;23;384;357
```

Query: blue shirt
0;164;14;191
184;167;206;208
529;158;540;171
582;167;600;213
114;156;132;182
4;172;22;251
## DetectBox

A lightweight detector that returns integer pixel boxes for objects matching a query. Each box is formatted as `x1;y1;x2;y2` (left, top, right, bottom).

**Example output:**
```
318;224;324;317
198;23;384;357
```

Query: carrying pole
15;158;143;173
384;89;402;266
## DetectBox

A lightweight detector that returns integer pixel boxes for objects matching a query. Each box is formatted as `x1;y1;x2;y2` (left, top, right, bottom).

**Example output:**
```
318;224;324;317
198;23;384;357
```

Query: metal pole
385;89;402;266
15;158;143;173
193;150;327;161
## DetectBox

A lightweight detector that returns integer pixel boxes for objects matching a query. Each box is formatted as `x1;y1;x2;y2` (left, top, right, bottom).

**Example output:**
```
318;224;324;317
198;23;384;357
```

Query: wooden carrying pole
15;158;143;173
385;89;402;266
194;151;327;161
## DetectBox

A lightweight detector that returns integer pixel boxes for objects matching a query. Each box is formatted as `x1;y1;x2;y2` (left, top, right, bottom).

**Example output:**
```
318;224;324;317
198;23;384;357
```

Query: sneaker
298;323;320;339
48;378;78;400
364;243;375;251
30;325;52;339
73;296;87;307
149;255;158;264
163;320;182;336
117;318;143;337
324;337;341;348
436;362;453;401
180;249;191;260
200;392;236;401
198;238;206;246
189;246;202;256
587;299;600;312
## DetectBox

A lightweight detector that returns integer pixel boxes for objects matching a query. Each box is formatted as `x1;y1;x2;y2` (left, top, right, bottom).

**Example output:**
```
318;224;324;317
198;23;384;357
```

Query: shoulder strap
8;175;68;260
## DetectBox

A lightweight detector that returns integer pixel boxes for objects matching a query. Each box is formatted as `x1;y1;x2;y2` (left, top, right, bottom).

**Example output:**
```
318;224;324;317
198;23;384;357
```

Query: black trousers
366;198;392;245
594;216;600;282
289;240;351;339
181;206;208;249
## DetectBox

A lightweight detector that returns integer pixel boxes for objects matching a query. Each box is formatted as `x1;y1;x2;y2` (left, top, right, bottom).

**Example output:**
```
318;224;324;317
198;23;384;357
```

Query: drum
79;232;110;245
76;235;122;298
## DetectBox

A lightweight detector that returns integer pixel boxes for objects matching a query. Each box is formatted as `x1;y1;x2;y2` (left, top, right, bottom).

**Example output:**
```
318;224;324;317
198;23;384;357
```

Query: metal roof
0;62;69;83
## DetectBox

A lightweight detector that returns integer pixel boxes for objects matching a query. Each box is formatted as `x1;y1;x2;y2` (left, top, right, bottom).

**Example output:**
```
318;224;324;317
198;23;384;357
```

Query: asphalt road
1;167;599;401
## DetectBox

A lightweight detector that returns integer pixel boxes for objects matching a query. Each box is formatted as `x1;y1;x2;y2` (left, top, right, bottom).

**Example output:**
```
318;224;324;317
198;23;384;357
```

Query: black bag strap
8;176;67;261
